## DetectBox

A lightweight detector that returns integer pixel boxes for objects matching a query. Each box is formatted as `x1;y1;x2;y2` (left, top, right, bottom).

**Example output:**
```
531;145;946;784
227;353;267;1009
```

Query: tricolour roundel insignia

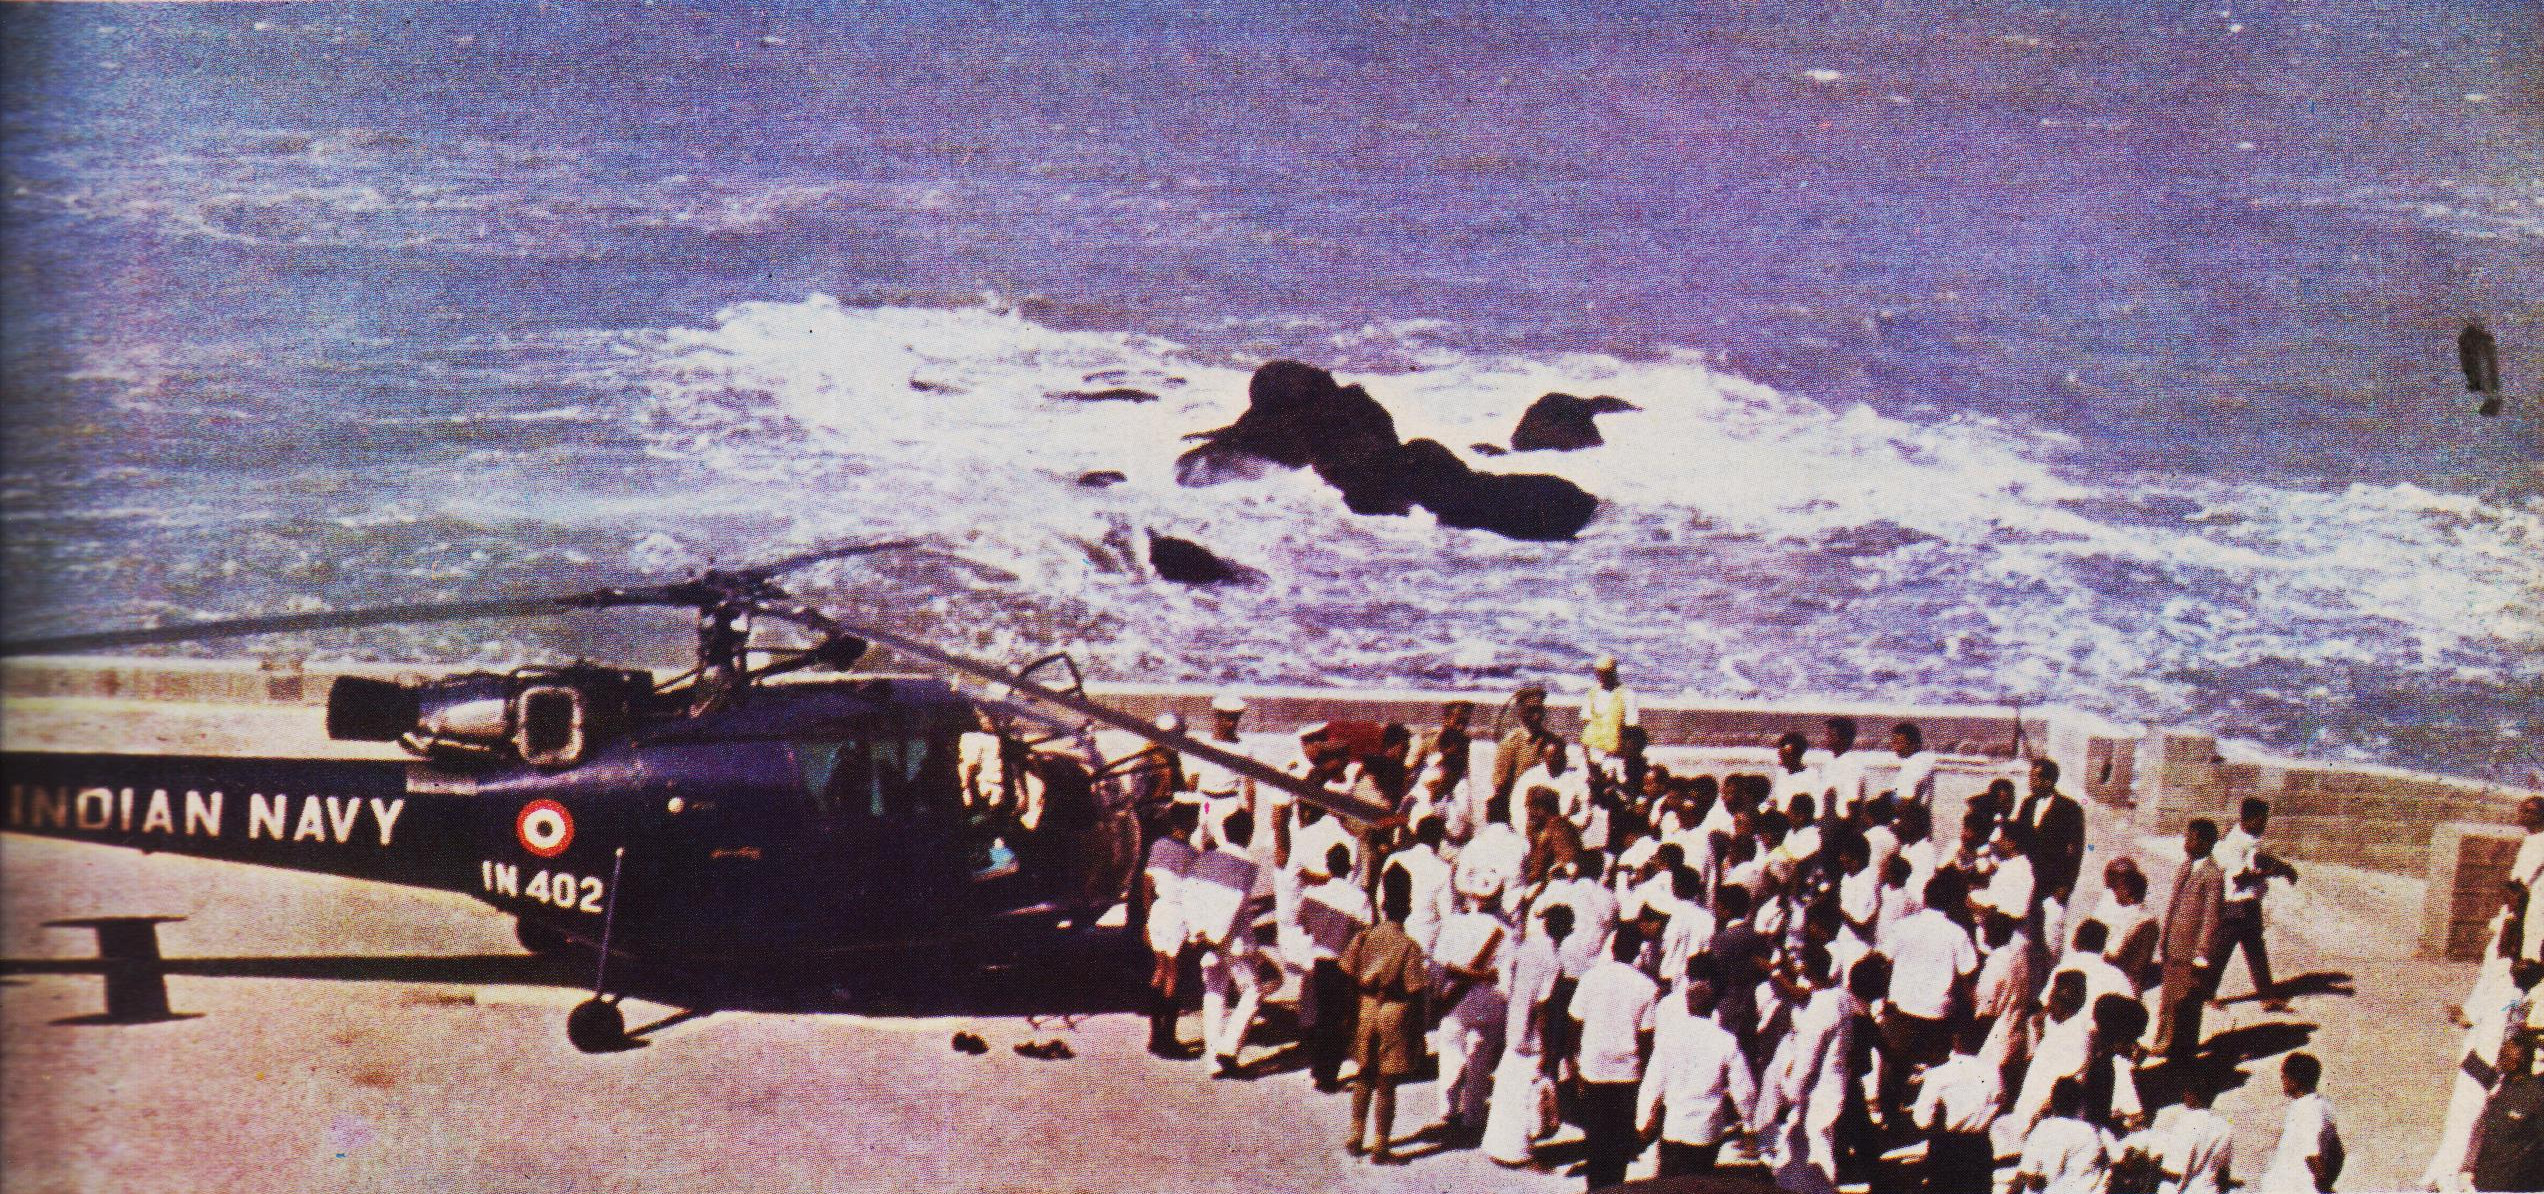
516;799;574;858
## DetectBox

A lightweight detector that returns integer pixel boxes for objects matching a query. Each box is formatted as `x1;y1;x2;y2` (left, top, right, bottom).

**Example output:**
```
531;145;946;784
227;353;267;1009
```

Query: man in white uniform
1484;903;1574;1166
1187;695;1257;853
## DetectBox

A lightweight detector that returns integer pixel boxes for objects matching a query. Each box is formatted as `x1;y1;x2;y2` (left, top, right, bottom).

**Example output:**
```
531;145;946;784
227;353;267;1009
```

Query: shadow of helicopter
1;926;1149;1031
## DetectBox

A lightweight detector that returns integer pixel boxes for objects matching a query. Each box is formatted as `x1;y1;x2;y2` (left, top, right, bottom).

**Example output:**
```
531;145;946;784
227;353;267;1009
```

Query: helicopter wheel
516;918;573;956
566;996;627;1053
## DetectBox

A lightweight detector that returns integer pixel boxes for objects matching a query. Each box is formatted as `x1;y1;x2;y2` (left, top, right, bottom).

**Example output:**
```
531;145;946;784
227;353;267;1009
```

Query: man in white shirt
1984;828;2038;922
1289;799;1361;887
1383;816;1453;956
1456;792;1528;910
1972;897;2038;1082
1142;805;1202;1058
1549;853;1622;979
1757;942;1860;1189
1879;870;1980;1126
1189;812;1272;1077
1655;866;1715;986
1298;843;1374;1093
1428;893;1509;1147
2058;920;2134;1011
2013;1077;2115;1194
2005;970;2094;1148
2127;1075;2234;1194
1572;931;1662;1189
1637;975;1757;1177
1889;721;1938;812
2213;797;2297;1012
1913;1019;2002;1194
1818;716;1871;822
2261;1052;2340;1194
1484;903;1575;1167
1771;731;1822;819
2511;797;2544;964
2426;958;2543;1190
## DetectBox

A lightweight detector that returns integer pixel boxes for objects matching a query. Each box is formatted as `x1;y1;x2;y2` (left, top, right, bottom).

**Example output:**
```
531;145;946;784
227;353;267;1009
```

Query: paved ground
3;833;1592;1194
4;823;2473;1194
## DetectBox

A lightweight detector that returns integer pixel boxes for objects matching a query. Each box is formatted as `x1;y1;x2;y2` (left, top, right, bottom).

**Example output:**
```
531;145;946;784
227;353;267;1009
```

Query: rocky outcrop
1509;392;1639;452
1178;361;1600;541
1146;533;1264;585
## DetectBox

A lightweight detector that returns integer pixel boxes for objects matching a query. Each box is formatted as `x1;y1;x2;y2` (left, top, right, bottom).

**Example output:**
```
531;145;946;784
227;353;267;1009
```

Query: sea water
2;0;2537;782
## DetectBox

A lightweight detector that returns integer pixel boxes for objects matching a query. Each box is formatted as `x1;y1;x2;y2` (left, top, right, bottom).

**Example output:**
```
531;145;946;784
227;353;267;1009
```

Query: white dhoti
1481;1049;1551;1165
1198;945;1264;1063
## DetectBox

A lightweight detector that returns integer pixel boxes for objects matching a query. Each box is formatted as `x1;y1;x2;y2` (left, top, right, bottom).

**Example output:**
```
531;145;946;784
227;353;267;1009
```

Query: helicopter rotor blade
726;539;923;583
0;593;666;657
0;541;947;659
834;617;1392;827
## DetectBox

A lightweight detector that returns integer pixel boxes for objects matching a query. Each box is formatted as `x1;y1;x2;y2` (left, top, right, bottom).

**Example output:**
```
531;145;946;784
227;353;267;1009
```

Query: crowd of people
1124;668;2544;1193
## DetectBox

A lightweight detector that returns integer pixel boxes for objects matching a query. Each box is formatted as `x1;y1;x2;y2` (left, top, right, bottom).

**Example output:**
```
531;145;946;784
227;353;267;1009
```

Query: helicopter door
794;734;967;933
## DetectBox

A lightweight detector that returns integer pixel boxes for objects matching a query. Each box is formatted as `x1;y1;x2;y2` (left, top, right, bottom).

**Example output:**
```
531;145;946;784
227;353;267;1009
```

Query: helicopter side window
867;737;941;819
793;738;872;820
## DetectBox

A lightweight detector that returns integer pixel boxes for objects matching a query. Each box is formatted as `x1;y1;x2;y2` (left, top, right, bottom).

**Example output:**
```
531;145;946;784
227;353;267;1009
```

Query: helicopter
0;542;1390;1051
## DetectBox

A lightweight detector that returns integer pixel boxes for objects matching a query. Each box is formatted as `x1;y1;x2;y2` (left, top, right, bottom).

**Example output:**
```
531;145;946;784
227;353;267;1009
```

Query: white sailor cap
1155;712;1184;733
1594;654;1618;670
1212;694;1247;715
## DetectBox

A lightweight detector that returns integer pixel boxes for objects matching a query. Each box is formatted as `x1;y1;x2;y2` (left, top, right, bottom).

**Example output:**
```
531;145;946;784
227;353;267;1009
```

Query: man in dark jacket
2471;1031;2544;1191
2155;819;2226;1062
2017;758;2086;913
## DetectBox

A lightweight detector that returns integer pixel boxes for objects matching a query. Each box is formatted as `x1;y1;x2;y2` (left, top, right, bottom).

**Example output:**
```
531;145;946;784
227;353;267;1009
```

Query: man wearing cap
1189;695;1259;856
1491;685;1568;824
1580;656;1640;791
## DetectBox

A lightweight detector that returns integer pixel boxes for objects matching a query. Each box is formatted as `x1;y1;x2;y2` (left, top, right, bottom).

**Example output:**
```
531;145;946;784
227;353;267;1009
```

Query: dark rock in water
1076;470;1129;488
1469;442;1508;457
1394;438;1600;541
1179;361;1600;540
1180;360;1399;475
1147;532;1264;585
1051;387;1158;403
1510;392;1640;452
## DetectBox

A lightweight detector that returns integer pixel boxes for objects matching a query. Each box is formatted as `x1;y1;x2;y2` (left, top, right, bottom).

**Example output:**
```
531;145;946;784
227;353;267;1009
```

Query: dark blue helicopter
0;544;1385;1051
